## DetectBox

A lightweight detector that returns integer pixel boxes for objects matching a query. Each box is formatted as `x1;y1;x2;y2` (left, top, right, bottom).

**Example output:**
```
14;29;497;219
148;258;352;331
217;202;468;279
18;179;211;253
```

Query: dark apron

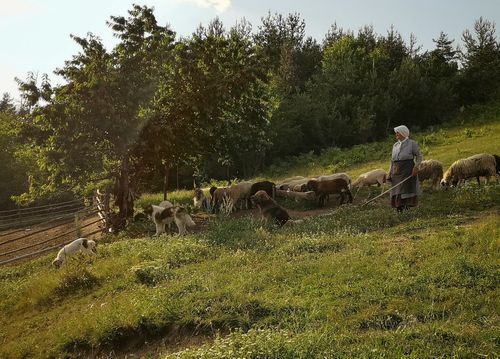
390;159;418;200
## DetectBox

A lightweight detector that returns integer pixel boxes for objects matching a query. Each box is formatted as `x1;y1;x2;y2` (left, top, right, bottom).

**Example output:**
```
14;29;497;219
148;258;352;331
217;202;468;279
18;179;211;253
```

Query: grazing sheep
250;181;276;199
250;190;290;227
441;153;497;188
352;169;388;198
227;181;254;210
307;178;352;207
287;178;316;192
494;155;500;175
193;188;211;211
317;172;352;189
211;187;230;213
144;201;174;236
158;206;196;235
417;160;443;189
276;176;305;190
52;238;97;268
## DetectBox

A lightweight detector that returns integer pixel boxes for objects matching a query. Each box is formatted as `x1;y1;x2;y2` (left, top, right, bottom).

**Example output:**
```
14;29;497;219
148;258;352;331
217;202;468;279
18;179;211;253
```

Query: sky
1;0;499;103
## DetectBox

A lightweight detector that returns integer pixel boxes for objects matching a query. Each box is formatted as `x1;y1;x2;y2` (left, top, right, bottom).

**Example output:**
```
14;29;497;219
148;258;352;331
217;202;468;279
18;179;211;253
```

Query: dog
52;238;97;268
158;206;196;235
144;200;174;236
250;190;290;227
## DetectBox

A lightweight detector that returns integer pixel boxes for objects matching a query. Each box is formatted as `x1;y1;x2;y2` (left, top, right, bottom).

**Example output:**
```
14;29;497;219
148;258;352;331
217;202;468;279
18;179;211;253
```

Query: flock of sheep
201;153;499;213
52;153;499;268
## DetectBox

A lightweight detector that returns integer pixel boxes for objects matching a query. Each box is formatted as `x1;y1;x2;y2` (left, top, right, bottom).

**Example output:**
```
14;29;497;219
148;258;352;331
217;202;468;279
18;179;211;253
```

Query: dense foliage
1;7;499;210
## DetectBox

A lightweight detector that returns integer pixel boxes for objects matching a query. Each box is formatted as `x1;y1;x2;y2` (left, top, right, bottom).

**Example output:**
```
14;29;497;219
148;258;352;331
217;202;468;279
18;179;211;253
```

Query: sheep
417;160;443;189
52;238;97;268
276;176;305;190
250;181;276;199
317;172;352;188
441;153;497;188
211;187;229;213
144;200;174;236
287;177;317;192
227;181;254;211
495;155;500;175
351;169;388;198
307;178;352;207
193;188;211;211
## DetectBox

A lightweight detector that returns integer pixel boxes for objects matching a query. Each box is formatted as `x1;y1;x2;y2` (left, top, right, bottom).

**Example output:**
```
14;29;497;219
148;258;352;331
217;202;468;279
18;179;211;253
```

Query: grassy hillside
0;103;499;358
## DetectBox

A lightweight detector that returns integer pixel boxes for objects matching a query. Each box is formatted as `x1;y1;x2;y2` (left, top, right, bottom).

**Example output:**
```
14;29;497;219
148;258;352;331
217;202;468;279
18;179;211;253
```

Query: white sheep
441;153;497;188
276;176;304;190
52;238;97;268
287;177;317;192
352;169;388;198
417;159;443;189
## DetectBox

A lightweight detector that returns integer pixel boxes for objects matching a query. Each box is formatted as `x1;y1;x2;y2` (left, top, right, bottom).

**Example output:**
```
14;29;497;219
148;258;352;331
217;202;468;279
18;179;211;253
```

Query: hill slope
0;103;499;358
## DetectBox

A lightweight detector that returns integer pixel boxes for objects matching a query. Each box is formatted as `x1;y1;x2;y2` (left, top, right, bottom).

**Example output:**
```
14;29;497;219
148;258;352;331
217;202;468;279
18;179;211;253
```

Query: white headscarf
394;125;410;138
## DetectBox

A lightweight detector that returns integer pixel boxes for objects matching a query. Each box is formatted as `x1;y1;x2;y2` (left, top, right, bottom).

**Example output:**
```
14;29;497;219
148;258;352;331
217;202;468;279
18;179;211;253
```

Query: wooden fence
0;191;111;266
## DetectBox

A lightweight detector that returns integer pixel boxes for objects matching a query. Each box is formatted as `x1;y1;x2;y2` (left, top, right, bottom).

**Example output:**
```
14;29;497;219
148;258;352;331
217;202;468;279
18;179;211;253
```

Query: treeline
1;5;499;214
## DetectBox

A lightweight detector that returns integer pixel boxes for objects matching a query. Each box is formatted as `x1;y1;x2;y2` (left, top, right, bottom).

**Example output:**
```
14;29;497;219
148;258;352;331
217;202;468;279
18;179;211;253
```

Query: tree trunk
163;164;170;200
118;153;131;219
176;164;179;190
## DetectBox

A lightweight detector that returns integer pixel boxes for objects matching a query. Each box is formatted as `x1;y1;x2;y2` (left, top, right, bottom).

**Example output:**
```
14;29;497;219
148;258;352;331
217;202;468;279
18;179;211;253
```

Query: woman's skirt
390;159;420;209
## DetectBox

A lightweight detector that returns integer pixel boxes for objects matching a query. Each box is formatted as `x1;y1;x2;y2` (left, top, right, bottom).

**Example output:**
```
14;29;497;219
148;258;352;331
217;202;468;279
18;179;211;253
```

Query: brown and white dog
52;238;97;268
158;206;196;235
144;201;174;236
250;190;290;227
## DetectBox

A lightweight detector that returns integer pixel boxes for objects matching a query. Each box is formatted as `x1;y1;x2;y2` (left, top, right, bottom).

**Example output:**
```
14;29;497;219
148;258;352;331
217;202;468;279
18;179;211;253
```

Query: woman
388;125;422;212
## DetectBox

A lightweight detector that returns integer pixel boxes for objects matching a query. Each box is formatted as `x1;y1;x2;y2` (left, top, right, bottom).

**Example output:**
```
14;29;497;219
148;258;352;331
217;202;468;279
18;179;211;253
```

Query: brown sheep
307;178;352;207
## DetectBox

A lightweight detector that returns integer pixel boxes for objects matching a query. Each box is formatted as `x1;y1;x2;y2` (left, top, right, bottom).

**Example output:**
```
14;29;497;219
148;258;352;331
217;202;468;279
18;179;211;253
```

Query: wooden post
163;164;169;200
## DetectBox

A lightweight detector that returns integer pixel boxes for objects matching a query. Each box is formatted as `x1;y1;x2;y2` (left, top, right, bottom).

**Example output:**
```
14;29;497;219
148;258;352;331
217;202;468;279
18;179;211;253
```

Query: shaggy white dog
159;206;196;235
52;238;97;268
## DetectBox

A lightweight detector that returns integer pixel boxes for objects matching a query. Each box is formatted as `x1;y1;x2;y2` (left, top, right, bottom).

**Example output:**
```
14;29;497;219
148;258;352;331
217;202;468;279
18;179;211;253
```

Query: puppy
159;206;196;235
52;238;97;268
250;190;290;227
193;188;211;211
144;200;174;236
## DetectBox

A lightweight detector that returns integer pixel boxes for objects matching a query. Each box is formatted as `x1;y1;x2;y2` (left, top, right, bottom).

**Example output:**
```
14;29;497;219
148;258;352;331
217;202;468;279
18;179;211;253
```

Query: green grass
0;102;499;358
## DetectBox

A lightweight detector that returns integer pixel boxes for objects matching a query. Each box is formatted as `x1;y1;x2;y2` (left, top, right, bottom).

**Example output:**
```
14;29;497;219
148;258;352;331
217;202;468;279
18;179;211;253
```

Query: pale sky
1;0;499;103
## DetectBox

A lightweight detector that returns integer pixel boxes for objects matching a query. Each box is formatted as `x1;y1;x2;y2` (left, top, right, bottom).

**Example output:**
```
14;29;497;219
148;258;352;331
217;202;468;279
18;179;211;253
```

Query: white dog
159;206;196;235
144;200;174;236
52;238;97;268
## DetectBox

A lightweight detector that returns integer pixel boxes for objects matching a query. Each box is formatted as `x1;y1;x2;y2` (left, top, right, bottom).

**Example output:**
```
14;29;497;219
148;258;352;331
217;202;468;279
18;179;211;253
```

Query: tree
16;5;175;221
0;93;16;114
459;17;500;104
138;18;270;183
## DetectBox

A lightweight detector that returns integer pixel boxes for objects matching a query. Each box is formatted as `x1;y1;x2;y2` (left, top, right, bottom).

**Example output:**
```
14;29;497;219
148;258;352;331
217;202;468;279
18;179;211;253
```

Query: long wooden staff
361;175;414;207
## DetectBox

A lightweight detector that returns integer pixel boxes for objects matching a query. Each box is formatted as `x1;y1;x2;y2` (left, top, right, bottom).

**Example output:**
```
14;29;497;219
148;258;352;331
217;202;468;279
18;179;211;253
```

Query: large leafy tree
137;18;270;183
17;5;175;219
